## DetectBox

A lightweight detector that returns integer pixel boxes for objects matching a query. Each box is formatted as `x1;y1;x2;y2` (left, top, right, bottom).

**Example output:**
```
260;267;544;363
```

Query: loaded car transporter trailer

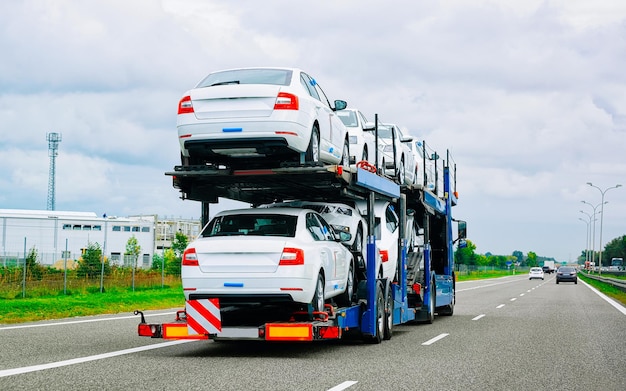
136;151;465;343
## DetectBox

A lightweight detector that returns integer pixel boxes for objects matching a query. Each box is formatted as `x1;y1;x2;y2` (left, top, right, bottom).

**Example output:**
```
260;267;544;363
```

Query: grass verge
0;285;185;325
578;274;626;306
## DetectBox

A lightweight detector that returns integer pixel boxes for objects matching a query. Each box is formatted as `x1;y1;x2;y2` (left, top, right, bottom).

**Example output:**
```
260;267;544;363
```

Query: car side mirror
337;231;352;242
334;100;347;111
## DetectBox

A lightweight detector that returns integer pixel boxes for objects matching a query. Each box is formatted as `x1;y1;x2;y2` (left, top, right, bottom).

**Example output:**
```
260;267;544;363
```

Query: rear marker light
380;250;389;263
178;96;194;114
274;92;299;110
279;247;304;265
182;248;199;266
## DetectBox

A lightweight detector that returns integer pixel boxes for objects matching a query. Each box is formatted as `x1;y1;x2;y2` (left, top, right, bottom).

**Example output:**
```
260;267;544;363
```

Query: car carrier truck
136;147;466;343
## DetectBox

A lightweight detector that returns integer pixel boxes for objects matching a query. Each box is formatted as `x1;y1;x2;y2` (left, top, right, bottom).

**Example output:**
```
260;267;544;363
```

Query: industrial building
0;209;201;268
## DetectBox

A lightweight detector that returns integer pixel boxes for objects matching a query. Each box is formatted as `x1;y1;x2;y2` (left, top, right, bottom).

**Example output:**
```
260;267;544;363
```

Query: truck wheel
364;280;384;344
335;261;354;307
305;126;320;163
425;278;436;324
383;280;393;340
311;272;325;313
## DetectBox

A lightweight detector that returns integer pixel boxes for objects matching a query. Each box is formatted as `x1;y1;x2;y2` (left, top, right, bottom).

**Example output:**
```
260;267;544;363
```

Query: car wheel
310;272;325;313
362;146;368;162
306;126;320;164
383;280;393;340
336;261;354;307
556;280;559;284
341;138;350;167
575;280;578;284
364;280;385;344
397;157;405;185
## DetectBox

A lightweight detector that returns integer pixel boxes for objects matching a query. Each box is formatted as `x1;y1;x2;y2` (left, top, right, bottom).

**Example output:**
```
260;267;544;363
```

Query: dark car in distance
556;266;578;284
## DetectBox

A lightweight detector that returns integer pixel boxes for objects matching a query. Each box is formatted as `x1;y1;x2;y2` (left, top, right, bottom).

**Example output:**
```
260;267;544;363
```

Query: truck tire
425;277;436;324
364;280;384;344
383;280;393;340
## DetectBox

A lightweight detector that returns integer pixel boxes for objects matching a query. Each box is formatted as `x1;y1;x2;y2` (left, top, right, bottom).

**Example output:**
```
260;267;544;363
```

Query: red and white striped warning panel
186;299;221;335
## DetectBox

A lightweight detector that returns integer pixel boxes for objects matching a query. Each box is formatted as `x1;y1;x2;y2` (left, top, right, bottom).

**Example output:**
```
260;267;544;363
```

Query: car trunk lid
194;237;287;273
190;84;281;120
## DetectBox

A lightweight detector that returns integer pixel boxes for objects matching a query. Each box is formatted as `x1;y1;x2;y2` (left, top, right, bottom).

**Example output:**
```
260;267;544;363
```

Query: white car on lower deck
181;207;355;312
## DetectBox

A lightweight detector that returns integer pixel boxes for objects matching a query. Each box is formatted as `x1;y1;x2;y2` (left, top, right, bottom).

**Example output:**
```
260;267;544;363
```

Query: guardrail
580;272;626;293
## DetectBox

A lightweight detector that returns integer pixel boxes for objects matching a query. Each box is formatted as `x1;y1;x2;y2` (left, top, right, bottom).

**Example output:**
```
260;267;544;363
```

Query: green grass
3;270;623;325
456;269;520;281
0;285;185;324
578;274;626;305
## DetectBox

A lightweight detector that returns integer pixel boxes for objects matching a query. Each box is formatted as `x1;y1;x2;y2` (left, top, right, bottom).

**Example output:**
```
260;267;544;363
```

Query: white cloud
0;0;625;261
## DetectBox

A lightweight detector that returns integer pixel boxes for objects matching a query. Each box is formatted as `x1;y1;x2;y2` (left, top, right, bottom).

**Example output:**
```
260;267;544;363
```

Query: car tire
362;146;368;162
306;126;320;164
341;138;350;167
336;261;354;307
397;157;405;185
311;272;325;313
556;280;559;284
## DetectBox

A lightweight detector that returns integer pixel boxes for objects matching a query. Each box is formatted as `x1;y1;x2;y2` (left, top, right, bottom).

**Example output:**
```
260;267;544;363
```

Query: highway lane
1;275;624;390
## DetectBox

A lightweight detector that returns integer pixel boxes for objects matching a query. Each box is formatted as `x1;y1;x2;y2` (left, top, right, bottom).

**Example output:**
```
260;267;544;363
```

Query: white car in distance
177;67;350;168
181;208;355;316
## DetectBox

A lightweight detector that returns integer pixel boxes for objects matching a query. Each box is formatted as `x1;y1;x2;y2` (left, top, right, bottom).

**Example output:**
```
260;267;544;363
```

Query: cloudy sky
1;0;625;262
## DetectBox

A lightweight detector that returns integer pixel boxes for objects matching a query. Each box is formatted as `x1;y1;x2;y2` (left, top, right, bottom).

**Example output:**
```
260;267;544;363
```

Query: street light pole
579;210;596;267
587;183;622;275
581;201;605;272
578;217;590;266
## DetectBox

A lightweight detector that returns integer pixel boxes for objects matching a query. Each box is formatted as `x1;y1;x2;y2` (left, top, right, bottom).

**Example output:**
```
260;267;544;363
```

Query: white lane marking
527;290;532;293
520;293;525;297
327;381;358;391
496;304;505;309
0;340;194;378
422;333;449;345
510;298;517;301
580;279;626;316
0;312;176;331
472;314;485;320
456;277;525;292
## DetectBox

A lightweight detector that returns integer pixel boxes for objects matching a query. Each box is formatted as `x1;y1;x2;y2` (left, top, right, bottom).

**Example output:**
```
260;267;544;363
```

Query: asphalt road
1;275;625;391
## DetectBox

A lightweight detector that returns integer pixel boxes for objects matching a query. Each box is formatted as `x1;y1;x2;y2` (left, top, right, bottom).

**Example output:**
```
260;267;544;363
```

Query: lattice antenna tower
46;132;62;210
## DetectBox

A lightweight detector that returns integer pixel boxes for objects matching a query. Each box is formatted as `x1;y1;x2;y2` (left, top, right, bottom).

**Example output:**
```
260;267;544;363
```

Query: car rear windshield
202;214;297;237
196;69;293;88
559;267;575;273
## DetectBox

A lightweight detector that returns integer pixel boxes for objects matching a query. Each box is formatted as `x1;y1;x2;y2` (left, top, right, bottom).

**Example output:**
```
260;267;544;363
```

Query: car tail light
380;250;389;263
279;247;304;265
182;248;199;266
274;92;299;110
178;96;194;114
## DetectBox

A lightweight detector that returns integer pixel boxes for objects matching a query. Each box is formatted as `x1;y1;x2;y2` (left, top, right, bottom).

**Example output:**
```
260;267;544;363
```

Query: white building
0;209;159;268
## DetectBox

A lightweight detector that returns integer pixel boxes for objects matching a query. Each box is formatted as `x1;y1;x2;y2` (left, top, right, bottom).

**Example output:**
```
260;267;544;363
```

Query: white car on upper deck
336;108;376;167
177;67;350;168
370;122;417;186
